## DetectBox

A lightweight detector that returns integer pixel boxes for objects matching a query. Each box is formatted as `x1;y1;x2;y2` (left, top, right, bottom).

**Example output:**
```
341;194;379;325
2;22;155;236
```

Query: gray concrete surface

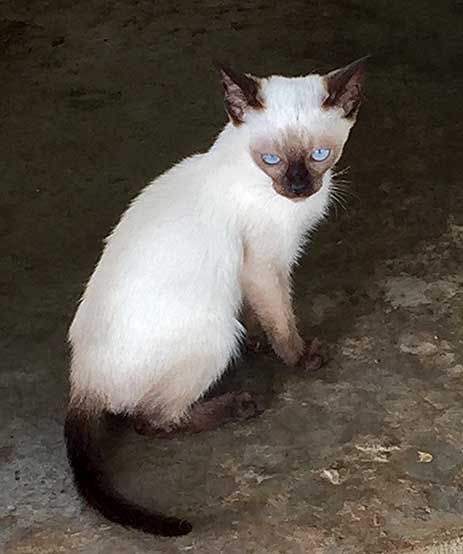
1;0;463;552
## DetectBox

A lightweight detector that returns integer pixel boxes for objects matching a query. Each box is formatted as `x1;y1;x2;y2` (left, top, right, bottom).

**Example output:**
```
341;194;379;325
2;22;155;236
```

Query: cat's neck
209;122;251;161
203;122;263;188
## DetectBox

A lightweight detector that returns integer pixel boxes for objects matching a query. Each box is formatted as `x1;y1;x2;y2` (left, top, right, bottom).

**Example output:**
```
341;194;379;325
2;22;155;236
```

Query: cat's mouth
272;178;322;201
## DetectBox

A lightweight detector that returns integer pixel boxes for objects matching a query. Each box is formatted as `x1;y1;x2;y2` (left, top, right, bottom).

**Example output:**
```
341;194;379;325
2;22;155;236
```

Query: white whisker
332;166;351;179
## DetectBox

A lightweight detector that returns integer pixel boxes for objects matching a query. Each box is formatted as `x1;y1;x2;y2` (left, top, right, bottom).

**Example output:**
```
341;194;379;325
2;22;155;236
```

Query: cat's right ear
215;62;263;125
322;56;369;118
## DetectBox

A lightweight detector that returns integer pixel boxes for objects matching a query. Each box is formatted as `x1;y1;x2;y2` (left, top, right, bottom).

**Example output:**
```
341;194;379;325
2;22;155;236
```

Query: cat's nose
290;179;310;194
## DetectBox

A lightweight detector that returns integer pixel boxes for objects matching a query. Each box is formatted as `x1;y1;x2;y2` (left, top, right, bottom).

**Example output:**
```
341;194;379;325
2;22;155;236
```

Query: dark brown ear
216;62;263;125
323;56;369;118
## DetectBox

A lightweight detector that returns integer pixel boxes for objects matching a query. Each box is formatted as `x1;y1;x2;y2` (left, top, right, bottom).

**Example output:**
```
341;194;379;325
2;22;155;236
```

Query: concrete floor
1;0;463;552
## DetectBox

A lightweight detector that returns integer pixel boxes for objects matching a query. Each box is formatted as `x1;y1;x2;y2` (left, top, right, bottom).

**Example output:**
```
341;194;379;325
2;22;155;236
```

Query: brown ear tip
356;54;372;69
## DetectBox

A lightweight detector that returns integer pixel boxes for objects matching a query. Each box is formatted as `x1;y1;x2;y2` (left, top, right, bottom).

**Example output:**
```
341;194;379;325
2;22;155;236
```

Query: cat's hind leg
131;337;265;439
134;391;264;438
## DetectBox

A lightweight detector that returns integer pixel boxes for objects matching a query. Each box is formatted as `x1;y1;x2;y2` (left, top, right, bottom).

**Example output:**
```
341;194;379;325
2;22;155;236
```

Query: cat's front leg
241;256;324;370
240;300;272;354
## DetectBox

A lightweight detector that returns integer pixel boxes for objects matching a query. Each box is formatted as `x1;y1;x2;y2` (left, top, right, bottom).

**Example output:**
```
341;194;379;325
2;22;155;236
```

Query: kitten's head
218;58;367;200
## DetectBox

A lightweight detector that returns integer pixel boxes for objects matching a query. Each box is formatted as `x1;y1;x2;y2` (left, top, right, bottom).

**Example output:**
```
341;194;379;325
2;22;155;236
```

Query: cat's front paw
298;338;326;371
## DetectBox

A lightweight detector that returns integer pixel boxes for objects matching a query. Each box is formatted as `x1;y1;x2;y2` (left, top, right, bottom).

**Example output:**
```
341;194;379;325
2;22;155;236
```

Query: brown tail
64;402;192;537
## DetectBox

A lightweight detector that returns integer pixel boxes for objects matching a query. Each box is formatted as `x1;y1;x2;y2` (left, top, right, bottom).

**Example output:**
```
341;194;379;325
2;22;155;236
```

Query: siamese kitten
65;58;367;537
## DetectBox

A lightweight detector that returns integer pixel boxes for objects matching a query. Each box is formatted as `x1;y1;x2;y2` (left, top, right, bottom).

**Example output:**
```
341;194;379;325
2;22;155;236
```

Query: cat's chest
241;200;319;267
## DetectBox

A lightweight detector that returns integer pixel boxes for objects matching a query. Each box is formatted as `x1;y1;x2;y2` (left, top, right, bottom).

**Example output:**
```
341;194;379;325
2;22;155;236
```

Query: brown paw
299;338;327;371
230;391;266;420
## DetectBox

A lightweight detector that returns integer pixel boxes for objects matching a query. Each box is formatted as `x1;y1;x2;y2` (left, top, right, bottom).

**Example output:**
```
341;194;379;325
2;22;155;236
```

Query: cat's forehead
248;74;352;148
259;74;328;126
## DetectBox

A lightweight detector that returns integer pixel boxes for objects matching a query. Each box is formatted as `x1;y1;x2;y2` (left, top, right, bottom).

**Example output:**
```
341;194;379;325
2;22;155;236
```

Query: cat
64;57;367;536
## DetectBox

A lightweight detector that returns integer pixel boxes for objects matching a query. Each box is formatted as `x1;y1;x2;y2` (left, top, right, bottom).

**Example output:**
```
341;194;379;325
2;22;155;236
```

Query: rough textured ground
1;1;463;552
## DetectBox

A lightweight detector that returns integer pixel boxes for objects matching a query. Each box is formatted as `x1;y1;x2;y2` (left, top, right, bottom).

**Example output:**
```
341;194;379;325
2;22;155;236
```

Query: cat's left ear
323;56;369;118
216;63;263;125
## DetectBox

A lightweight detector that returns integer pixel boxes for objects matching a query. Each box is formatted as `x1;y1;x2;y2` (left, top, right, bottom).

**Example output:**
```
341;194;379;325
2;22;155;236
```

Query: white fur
68;74;353;419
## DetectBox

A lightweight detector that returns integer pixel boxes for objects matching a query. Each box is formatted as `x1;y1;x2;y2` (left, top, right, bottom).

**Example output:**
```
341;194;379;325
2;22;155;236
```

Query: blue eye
311;148;331;162
262;153;281;165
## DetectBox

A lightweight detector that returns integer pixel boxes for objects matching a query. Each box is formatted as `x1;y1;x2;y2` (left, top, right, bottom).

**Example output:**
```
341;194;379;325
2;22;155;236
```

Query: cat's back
71;153;243;334
116;153;239;263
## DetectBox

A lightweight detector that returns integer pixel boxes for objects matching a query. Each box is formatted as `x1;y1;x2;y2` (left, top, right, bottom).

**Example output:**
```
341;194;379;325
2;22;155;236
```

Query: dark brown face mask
259;156;325;201
250;132;340;201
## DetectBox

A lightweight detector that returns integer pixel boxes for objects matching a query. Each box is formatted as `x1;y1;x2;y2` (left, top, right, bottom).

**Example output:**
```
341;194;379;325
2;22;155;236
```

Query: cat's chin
272;187;321;202
286;195;313;202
